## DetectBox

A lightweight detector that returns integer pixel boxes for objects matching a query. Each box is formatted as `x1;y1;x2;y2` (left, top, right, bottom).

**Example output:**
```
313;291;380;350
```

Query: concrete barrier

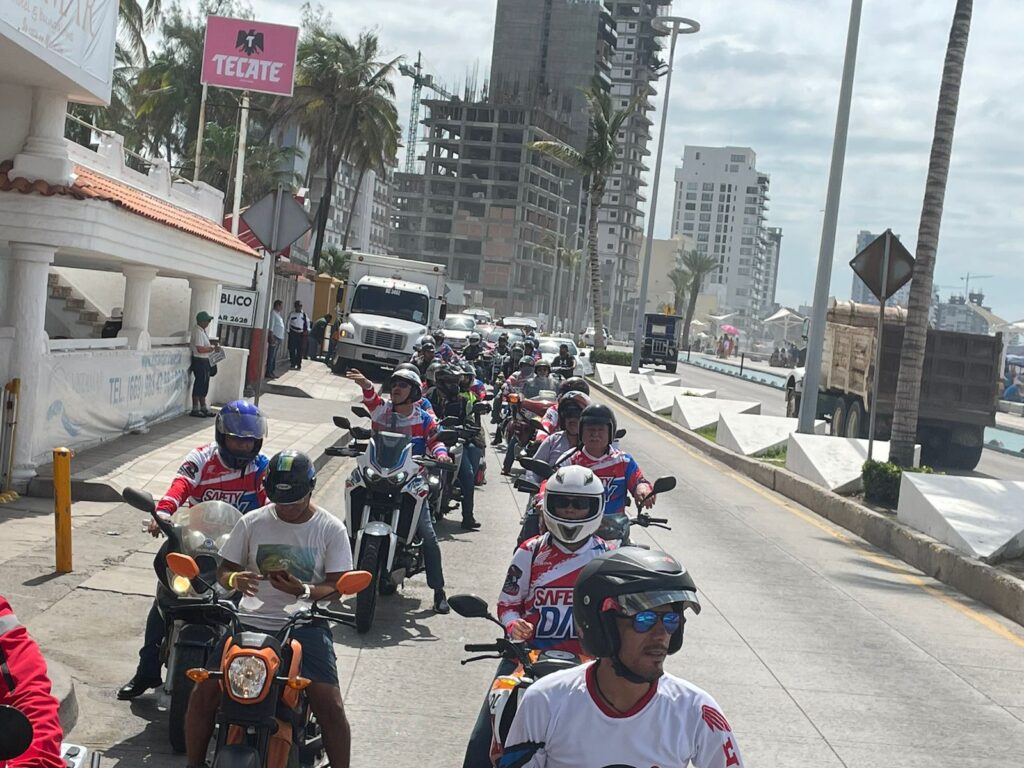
671;395;760;431
638;381;715;414
785;433;920;494
587;375;1024;628
716;413;825;457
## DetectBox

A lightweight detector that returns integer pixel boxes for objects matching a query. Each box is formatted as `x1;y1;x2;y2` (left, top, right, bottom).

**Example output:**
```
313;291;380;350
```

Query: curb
590;378;1024;628
48;659;78;734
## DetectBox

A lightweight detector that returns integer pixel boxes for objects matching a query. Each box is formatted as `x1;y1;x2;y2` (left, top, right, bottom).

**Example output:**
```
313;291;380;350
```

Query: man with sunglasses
500;549;744;768
462;466;611;768
345;367;453;613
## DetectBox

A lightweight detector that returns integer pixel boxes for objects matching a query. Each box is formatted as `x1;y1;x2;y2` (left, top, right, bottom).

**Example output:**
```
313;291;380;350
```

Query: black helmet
573;548;700;658
424;360;446;385
557;390;591;421
578;403;616;447
498;332;509;342
436;363;461;395
432;329;446;342
395;362;420;376
264;450;317;504
215;400;268;469
558;377;590;398
418;335;436;353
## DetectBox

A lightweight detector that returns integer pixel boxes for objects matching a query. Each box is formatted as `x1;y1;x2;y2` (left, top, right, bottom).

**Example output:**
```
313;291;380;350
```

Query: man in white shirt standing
287;300;310;370
267;299;286;379
189;311;219;417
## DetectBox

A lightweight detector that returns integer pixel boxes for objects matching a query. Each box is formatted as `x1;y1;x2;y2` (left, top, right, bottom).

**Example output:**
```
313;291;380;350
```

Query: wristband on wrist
227;572;238;589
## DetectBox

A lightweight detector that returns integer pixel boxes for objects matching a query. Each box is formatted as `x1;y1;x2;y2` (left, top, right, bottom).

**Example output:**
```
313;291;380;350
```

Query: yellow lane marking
612;402;1024;649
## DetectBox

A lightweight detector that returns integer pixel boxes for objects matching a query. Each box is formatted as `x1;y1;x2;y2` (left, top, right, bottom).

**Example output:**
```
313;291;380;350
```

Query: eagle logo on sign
236;30;265;56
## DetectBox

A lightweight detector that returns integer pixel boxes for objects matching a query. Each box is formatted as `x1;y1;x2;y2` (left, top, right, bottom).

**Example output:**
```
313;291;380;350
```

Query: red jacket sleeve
362;386;383;412
0;598;65;768
157;446;205;514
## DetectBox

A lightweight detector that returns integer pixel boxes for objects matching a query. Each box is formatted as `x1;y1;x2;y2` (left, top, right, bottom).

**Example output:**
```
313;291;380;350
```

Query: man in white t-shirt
184;450;354;768
499;548;744;768
189;311;219;417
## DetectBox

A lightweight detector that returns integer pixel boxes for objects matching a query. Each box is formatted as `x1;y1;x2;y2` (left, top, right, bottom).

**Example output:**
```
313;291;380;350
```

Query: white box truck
331;252;448;373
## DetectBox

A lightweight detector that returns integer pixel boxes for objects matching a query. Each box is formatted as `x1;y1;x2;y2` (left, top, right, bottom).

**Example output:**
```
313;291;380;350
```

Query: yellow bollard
53;447;73;573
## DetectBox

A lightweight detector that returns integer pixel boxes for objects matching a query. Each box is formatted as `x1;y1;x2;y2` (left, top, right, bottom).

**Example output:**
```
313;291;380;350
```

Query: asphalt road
46;391;1024;767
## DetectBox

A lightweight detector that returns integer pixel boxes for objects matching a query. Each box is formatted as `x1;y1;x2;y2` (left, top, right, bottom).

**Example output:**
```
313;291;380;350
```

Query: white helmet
542;465;605;545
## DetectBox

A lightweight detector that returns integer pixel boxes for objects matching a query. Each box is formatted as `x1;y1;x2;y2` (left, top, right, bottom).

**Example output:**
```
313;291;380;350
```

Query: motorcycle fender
356;526;398;573
211;743;262;768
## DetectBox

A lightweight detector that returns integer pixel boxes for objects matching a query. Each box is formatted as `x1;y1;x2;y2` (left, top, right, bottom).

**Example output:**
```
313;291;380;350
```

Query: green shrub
696;424;717;441
589;349;633;366
862;460;935;507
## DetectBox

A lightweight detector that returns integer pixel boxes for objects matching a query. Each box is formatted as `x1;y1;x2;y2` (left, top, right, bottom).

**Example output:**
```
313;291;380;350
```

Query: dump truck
785;300;1001;470
640;313;681;373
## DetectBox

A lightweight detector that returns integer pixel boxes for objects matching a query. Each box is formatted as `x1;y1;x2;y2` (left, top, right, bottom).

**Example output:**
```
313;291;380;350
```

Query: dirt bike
123;487;240;753
164;553;371;768
449;595;591;767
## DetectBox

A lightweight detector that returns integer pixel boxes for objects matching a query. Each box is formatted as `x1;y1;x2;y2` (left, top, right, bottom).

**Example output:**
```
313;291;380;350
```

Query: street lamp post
630;15;701;374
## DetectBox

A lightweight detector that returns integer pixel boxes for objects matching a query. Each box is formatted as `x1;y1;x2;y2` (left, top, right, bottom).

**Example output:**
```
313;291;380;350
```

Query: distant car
581;327;614;346
538;338;592;378
500;316;539;332
483;327;524;347
463;308;493;324
440;314;476;349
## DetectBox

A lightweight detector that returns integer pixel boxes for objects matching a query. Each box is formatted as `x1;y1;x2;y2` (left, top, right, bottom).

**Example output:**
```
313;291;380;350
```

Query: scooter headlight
168;569;193;596
227;655;269;700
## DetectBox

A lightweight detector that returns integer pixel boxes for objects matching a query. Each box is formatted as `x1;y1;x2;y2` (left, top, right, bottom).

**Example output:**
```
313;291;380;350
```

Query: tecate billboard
201;15;299;97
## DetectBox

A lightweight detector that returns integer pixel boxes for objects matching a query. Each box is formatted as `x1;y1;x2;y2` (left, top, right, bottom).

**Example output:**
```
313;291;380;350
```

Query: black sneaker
433;589;450;614
461;518;482;531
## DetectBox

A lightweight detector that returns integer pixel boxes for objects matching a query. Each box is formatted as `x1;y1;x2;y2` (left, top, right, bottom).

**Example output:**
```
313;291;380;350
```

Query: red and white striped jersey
497;533;613;655
500;662;745;768
157;443;269;515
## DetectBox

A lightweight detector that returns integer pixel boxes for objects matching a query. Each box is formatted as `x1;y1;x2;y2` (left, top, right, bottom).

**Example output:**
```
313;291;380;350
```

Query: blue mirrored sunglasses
620;610;682;634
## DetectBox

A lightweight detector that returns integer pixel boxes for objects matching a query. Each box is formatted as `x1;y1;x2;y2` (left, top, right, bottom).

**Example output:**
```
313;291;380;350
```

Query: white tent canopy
763;307;805;324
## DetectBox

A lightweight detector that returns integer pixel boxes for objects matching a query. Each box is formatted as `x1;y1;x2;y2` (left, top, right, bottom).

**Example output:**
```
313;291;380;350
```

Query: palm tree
320;246;351;281
668;267;689;316
340;107;400;250
283;29;400;271
889;0;973;467
679;251;720;348
119;0;161;63
531;81;647;349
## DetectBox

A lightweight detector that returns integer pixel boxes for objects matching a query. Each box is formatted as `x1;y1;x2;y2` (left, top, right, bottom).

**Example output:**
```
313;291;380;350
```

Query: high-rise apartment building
850;230;911;307
671;146;773;326
759;226;783;313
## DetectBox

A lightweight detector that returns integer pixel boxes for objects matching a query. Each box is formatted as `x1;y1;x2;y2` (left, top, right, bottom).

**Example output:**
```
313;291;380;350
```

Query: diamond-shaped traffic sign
241;188;312;254
850;229;915;302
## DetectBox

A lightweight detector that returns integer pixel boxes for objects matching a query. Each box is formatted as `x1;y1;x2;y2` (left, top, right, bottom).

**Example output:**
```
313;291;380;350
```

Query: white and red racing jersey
157;442;269;515
497;533;613;655
548;448;648;517
500;662;745;768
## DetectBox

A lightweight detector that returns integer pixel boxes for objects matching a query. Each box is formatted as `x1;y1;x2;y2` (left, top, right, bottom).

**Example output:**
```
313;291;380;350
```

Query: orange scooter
165;553;371;768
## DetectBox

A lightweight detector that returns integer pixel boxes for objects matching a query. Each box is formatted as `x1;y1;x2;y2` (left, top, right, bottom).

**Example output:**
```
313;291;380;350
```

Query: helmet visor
219;410;268;439
617;589;701;616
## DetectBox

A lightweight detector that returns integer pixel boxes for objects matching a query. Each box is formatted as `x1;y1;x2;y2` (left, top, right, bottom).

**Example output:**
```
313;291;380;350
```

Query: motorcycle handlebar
464;643;500;653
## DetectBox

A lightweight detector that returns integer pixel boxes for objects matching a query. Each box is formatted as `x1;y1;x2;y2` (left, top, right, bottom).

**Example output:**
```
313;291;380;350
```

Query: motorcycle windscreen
368;431;413;473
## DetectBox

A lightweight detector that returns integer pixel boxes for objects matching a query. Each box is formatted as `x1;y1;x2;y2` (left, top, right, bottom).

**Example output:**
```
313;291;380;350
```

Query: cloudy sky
217;0;1024;322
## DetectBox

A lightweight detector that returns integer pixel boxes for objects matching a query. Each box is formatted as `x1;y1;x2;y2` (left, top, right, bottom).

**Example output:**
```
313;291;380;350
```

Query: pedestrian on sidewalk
287;300;310;370
0;594;66;768
266;299;285;379
310;313;332;362
118;401;270;702
190;311;219;417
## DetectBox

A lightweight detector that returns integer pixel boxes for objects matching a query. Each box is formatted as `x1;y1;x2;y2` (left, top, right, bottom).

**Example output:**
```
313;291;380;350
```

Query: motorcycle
513;458;675;547
163;553;371;768
448;595;589;767
432;402;492;521
0;706;90;767
122;487;240;753
329;414;458;633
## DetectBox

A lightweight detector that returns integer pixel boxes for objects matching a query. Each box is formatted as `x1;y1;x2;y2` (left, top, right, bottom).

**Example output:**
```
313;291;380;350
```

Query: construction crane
398;52;454;174
961;272;993;300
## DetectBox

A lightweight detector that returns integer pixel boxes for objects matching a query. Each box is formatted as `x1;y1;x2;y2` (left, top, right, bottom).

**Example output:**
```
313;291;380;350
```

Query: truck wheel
665;362;678;373
946;442;984;471
845;400;865;439
829;399;847;437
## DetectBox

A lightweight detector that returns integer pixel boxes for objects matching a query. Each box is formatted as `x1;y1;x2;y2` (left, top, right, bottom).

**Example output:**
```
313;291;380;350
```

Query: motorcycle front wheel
168;643;207;753
355;538;386;634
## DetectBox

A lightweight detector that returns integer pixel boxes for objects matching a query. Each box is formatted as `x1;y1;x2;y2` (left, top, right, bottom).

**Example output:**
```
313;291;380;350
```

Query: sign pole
867;229;891;461
254;185;283;405
193;83;209;182
230;91;250;236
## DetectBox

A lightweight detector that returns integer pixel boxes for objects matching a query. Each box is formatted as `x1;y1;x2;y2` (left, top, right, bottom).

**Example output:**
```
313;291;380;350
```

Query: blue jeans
459;443;482;520
137;598;165;679
417;504;444;590
463;657;518;768
503;437;519;473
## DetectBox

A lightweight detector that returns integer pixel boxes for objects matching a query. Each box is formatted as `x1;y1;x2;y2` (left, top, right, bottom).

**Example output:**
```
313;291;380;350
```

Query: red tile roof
0;160;259;257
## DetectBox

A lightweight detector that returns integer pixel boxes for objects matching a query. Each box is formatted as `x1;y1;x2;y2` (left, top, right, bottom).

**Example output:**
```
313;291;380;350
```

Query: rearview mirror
437;431;459;447
336;570;373;595
440;416;461;428
518;457;554;479
615;428;626;439
439;301;448;321
651;476;676;495
448;594;490;618
352;405;371;419
122;487;156;514
166;553;200;579
351;426;372;440
0;705;33;761
333;416;351;429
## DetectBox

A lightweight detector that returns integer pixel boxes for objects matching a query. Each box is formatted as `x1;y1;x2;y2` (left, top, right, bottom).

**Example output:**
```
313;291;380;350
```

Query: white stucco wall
53;267;192;336
0;84;32;165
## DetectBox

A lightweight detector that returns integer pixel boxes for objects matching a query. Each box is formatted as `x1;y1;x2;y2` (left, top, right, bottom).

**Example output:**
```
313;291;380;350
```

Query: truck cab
641;313;681;373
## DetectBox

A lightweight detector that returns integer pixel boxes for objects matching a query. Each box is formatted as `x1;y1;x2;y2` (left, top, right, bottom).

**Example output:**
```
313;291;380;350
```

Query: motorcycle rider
433;329;456;363
522;359;558;399
500;549;743;768
541;378;591;433
523;338;541;361
463;332;484;362
500;357;537;474
491;343;525;447
494;332;511;357
459;359;488;402
184;451;354;768
527;391;590;485
413;336;438;377
0;594;65;768
462;466;612;768
551;343;576;378
118;400;270;701
345;367;454;612
424;363;484;530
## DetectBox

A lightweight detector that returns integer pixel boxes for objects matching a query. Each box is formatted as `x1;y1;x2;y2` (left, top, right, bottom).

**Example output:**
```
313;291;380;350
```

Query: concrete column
6;243;55;482
188;278;221;338
10;89;73;184
119;265;158;351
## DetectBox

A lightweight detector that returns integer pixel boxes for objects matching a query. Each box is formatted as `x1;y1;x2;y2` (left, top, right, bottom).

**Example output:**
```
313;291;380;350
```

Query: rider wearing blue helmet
118;400;271;701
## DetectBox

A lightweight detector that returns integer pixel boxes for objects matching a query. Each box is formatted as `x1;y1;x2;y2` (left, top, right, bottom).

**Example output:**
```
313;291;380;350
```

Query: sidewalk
27;362;355;501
